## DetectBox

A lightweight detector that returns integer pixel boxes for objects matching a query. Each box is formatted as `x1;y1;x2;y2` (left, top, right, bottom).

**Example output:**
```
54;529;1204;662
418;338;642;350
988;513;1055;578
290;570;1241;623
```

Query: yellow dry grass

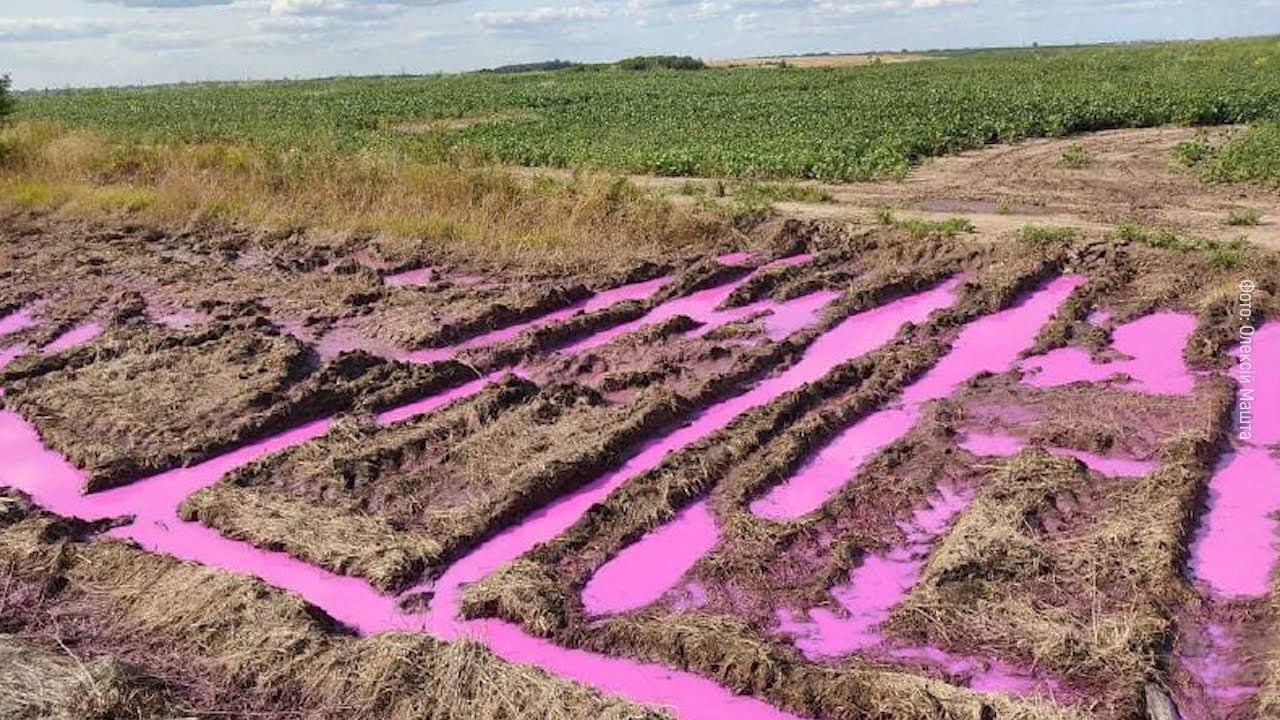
0;121;728;273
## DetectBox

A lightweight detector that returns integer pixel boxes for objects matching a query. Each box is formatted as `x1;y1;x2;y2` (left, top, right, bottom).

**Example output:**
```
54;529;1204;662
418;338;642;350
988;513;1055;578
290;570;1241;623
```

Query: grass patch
1019;224;1081;244
896;216;975;239
0;121;727;272
1060;143;1093;169
1225;206;1263;226
1109;221;1251;269
1174;122;1280;189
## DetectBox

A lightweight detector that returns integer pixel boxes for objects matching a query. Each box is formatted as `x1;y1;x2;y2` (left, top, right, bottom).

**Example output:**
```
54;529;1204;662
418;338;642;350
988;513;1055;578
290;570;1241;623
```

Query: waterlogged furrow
753;275;1086;520
0;263;870;720
1174;323;1280;718
960;433;1159;477
564;257;832;353
403;274;670;364
1020;311;1198;394
42;322;103;355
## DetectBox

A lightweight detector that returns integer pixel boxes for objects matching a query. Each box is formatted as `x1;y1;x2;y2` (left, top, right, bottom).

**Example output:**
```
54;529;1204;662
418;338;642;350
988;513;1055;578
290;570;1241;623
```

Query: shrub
1019;225;1080;244
1060;143;1092;169
0;75;13;123
616;56;706;71
1225;207;1263;226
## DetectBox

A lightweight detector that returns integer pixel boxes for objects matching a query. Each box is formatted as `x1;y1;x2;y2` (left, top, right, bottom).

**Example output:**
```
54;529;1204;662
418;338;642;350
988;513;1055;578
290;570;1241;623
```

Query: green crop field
14;36;1280;181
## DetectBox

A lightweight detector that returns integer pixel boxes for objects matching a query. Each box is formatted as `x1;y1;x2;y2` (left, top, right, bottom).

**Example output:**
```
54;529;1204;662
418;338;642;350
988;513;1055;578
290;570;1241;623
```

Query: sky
0;0;1276;89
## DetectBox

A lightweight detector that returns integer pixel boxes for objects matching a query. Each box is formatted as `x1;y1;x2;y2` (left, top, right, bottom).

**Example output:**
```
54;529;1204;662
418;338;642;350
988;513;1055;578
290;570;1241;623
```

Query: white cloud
113;29;208;50
0;18;126;43
474;6;611;31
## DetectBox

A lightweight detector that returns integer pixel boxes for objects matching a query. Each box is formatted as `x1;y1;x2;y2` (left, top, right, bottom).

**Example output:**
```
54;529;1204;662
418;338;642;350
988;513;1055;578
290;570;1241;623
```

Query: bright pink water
753;275;1086;520
402;275;669;364
1188;448;1280;598
778;484;973;657
1020;311;1198;394
0;344;27;372
383;267;435;287
582;501;718;616
1233;323;1279;446
715;251;752;266
0;308;36;337
4;275;1233;718
574;280;964;614
960;432;1159;477
0;270;920;720
563;256;827;353
42;322;103;355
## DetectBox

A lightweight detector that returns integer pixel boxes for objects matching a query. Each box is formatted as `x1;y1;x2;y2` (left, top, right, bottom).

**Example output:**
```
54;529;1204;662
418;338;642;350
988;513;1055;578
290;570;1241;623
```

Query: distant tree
616;55;706;71
0;75;13;122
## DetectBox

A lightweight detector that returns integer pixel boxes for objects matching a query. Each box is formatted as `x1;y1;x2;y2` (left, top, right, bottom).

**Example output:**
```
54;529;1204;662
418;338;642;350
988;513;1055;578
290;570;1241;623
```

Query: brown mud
0;172;1279;720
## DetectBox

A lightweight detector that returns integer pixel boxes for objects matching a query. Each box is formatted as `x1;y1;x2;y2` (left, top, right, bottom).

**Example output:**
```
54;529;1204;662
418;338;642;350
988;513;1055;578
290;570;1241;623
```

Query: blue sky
1;0;1276;88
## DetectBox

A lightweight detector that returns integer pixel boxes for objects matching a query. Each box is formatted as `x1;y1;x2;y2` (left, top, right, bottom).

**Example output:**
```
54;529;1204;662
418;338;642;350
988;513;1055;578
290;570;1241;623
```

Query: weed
897;216;975;239
1225;207;1263;226
1019;225;1080;244
995;198;1015;215
873;206;895;225
1060;143;1092;169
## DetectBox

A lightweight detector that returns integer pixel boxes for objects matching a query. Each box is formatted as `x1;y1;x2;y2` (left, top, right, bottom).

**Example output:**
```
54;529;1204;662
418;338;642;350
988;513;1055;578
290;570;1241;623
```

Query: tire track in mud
0;254;864;720
1173;322;1280;720
2;226;1274;720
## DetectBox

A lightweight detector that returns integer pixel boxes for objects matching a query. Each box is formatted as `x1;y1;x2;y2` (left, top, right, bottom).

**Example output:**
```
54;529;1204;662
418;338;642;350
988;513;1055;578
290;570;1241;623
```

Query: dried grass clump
0;121;729;274
0;635;175;720
0;491;672;720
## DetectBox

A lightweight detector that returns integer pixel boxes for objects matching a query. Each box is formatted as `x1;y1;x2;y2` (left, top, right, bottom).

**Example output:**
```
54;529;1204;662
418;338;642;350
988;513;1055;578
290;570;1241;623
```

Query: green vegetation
1175;123;1280;189
1109;221;1251;269
1060;143;1093;169
479;60;580;74
0;75;13;122
897;216;975;239
1225;206;1264;226
1019;224;1081;244
16;36;1280;182
615;55;706;71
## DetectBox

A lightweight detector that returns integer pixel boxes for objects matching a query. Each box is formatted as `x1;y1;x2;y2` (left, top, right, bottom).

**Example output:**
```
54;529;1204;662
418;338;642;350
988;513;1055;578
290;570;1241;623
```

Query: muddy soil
0;190;1278;720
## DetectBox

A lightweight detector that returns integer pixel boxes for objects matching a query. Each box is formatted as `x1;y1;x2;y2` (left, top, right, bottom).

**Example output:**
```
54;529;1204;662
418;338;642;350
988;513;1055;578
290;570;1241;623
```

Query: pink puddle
960;432;1159;477
42;322;103;355
0;344;27;372
778;485;973;658
564;257;829;353
401;275;669;364
1020;311;1198;395
1178;622;1259;716
753;275;1086;520
383;267;435;287
582;501;718;616
1188;447;1280;598
0;308;36;337
715;251;752;265
575;279;962;614
0;363;806;720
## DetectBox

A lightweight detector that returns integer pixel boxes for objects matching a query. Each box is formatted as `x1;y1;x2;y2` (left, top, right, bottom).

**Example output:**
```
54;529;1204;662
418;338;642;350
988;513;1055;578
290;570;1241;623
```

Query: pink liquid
960;432;1159;477
754;275;1086;520
1188;447;1280;598
0;308;36;337
1021;312;1198;395
383;267;435;287
402;275;669;364
715;251;752;266
582;501;718;616
0;344;27;372
42;323;103;355
778;485;973;658
564;257;824;353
